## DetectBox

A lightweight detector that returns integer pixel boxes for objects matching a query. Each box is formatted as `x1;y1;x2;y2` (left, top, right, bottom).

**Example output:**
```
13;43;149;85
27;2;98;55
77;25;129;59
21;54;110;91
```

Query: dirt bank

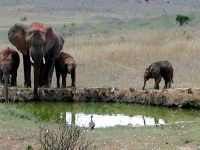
1;87;200;108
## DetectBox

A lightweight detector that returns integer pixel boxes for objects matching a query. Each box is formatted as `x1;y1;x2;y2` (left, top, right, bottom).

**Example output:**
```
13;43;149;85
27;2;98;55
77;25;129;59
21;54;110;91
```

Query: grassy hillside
1;2;200;149
0;0;200;89
1;0;200;28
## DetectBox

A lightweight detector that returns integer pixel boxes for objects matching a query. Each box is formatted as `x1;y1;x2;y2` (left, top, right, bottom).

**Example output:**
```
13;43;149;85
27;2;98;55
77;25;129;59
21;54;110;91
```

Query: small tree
176;14;190;26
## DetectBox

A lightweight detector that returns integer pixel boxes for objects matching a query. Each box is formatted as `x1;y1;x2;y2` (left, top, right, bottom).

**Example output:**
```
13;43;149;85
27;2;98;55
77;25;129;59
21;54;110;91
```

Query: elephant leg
154;75;162;89
163;76;172;89
56;73;61;88
0;70;3;85
3;74;9;103
61;74;67;88
163;78;169;89
11;70;17;86
23;54;32;87
44;58;55;88
49;63;54;86
71;70;76;87
55;64;61;88
168;80;171;88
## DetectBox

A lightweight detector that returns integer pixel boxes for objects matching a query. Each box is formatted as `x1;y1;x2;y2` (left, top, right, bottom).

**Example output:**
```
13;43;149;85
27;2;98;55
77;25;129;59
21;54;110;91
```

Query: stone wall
1;87;200;108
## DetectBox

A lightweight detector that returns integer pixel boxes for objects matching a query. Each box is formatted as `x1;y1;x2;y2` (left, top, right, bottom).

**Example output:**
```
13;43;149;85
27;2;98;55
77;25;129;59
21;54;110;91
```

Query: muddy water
12;102;200;128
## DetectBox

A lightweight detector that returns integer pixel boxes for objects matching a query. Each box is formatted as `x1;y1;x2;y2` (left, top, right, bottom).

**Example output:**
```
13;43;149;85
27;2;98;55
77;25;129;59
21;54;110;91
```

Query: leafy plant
183;139;193;144
175;14;191;26
25;145;34;150
71;22;76;27
21;16;27;21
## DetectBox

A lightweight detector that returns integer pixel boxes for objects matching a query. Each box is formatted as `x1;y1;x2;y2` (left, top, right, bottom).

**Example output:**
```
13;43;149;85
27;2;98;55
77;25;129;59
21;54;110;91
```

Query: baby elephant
142;61;173;90
0;47;20;102
55;52;76;88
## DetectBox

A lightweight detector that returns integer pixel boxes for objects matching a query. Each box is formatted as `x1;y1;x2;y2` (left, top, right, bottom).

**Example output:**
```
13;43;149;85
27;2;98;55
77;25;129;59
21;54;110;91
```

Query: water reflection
9;102;200;128
66;113;159;128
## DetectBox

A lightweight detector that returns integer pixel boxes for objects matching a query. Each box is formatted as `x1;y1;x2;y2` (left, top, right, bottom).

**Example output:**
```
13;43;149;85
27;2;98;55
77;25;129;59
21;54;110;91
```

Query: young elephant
142;61;173;90
55;52;76;88
0;47;20;102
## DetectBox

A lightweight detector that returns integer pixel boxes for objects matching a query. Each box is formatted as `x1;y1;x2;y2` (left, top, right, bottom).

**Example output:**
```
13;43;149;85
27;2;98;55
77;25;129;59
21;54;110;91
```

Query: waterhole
11;102;200;128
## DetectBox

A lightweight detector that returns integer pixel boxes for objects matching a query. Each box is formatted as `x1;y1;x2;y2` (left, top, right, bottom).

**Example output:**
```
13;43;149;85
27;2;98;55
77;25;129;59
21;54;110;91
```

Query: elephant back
0;47;20;69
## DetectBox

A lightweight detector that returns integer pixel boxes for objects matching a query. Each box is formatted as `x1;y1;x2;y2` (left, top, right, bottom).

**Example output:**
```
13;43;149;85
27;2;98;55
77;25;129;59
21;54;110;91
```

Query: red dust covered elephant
8;22;64;96
55;52;76;88
0;47;20;102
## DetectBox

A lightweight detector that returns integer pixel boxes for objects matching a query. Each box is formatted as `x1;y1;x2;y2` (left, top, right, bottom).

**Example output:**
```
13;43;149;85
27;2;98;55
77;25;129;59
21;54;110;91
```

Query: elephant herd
0;22;76;102
0;22;173;102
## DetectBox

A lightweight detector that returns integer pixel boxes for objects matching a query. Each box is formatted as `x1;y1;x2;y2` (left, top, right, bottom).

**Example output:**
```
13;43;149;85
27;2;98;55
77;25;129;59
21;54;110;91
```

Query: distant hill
0;0;200;40
1;0;199;16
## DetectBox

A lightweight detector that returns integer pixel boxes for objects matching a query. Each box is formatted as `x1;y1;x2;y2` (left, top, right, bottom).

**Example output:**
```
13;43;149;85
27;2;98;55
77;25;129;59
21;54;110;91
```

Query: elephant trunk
67;66;72;74
29;47;43;97
33;63;40;96
142;78;147;90
3;74;9;103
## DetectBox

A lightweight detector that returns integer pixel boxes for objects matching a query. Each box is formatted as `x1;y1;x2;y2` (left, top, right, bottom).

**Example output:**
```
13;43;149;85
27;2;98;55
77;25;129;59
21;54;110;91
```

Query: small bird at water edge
89;115;95;129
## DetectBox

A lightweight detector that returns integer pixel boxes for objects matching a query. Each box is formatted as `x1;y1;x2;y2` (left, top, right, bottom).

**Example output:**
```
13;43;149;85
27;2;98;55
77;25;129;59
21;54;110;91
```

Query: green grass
89;122;200;149
0;103;39;149
92;26;109;34
35;13;197;36
0;103;200;149
5;105;33;120
1;1;200;149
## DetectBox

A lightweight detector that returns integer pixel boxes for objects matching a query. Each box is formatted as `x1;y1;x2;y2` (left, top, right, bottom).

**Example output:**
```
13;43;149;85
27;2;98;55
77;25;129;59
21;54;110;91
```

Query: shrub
37;121;95;150
21;16;27;21
71;22;76;27
25;145;34;150
175;14;191;26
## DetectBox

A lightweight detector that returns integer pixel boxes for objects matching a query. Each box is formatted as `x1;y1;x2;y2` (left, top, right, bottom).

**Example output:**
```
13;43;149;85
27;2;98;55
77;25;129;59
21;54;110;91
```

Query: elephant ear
8;23;28;55
44;26;65;53
44;26;55;51
58;35;65;52
150;65;160;79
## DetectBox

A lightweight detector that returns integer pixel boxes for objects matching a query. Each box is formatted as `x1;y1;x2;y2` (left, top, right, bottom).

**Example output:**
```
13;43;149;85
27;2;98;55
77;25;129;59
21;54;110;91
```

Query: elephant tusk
42;49;45;64
43;57;45;64
30;56;34;63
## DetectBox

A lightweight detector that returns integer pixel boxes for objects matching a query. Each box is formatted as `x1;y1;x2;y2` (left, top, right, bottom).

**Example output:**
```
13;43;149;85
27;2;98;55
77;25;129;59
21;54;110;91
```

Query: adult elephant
8;22;64;96
142;61;173;90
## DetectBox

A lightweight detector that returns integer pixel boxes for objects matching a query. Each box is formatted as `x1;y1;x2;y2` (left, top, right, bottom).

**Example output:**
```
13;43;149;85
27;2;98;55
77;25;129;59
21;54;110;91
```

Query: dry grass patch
62;27;200;89
1;27;200;89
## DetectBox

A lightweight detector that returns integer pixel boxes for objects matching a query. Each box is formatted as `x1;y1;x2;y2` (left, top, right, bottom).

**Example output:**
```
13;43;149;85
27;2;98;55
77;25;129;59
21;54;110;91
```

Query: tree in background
175;14;191;26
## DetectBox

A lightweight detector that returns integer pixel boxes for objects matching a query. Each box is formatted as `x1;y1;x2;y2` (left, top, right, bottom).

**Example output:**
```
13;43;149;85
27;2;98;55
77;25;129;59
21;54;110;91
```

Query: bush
21;16;27;21
37;121;95;150
175;14;190;26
